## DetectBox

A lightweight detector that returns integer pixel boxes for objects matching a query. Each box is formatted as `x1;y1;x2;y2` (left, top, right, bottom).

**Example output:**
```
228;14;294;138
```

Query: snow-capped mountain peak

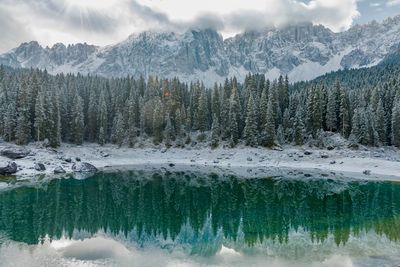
1;16;400;84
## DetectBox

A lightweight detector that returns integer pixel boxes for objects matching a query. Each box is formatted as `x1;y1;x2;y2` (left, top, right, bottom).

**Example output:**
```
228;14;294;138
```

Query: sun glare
66;0;118;10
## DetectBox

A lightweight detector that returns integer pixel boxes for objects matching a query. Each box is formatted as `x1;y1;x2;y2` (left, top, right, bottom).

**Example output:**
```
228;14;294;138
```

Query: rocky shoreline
0;140;400;181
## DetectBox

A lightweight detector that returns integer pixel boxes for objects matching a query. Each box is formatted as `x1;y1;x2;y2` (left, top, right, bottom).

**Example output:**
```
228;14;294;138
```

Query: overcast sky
0;0;399;53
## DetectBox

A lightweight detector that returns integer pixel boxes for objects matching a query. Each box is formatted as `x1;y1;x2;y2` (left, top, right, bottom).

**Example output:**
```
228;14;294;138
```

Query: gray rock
247;157;253;161
0;162;18;175
54;166;66;174
72;162;98;173
363;170;371;175
64;157;72;163
100;151;110;157
320;152;329;159
75;157;81;162
34;163;46;171
1;147;31;159
304;151;313;155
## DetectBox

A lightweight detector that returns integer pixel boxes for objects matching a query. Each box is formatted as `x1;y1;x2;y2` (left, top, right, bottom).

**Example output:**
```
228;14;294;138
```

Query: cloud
0;8;33;52
387;0;400;6
0;0;360;53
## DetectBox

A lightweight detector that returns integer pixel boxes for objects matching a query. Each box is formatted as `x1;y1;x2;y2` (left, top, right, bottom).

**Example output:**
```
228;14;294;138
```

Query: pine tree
195;89;208;132
127;98;137;147
210;114;220;148
16;78;32;145
376;100;386;145
97;91;108;145
48;90;61;147
392;100;400;147
152;100;164;144
70;94;84;145
164;113;174;147
112;112;125;147
3;103;16;142
261;98;275;147
34;93;45;141
293;108;305;146
211;84;221;121
243;94;258;147
228;87;241;147
339;89;351;138
326;81;341;132
259;86;269;129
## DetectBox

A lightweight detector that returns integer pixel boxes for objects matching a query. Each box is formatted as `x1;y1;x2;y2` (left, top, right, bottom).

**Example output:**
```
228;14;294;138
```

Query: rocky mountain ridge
1;16;400;84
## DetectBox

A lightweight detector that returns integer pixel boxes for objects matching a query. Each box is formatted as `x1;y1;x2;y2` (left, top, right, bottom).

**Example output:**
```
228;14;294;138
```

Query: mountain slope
1;16;400;84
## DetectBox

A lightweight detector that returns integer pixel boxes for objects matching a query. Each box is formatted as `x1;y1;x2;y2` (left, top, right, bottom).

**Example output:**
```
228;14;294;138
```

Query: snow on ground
1;139;400;181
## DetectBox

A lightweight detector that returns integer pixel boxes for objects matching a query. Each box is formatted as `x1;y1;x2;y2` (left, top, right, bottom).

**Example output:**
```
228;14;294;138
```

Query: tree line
0;64;400;148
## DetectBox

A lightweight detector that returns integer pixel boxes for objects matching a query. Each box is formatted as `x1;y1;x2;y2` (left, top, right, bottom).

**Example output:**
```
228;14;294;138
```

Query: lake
0;169;399;266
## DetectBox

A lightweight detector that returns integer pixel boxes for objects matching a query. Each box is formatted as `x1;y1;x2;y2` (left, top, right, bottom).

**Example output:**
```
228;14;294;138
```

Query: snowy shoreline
1;141;400;181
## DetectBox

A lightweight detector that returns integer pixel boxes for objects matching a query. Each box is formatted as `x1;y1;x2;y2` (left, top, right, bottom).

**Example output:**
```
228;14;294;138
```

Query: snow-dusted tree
243;94;258;147
339;88;351;138
16;78;32;145
375;99;386;145
97;91;108;145
392;99;400;147
111;112;125;147
210;114;220;148
152;100;164;144
195;89;208;132
326;82;340;132
70;94;84;145
127;98;137;147
164;113;174;147
229;87;241;146
293;107;305;146
261;98;275;147
34;93;45;141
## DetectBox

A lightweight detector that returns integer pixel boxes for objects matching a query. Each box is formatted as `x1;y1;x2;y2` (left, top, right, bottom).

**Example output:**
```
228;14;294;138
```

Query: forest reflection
0;171;399;251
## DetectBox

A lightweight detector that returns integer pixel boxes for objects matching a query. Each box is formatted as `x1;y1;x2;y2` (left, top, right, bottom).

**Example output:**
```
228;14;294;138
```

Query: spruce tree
243;94;258;147
376;100;386;145
34;94;45;141
97;92;108;145
164;113;174;148
195;89;208;132
210;114;220;148
293;108;305;146
392;100;400;147
71;94;84;145
261;98;275;147
339;89;351;138
16;78;32;145
112;112;125;147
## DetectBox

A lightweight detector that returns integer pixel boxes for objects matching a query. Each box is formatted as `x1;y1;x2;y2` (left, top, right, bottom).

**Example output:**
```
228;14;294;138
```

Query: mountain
2;16;400;84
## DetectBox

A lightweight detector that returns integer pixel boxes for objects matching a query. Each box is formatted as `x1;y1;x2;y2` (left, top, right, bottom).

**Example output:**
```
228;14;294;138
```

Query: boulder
34;163;46;171
304;151;313;155
320;152;329;159
54;166;66;174
0;162;18;175
72;162;98;173
363;170;371;175
1;147;31;159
